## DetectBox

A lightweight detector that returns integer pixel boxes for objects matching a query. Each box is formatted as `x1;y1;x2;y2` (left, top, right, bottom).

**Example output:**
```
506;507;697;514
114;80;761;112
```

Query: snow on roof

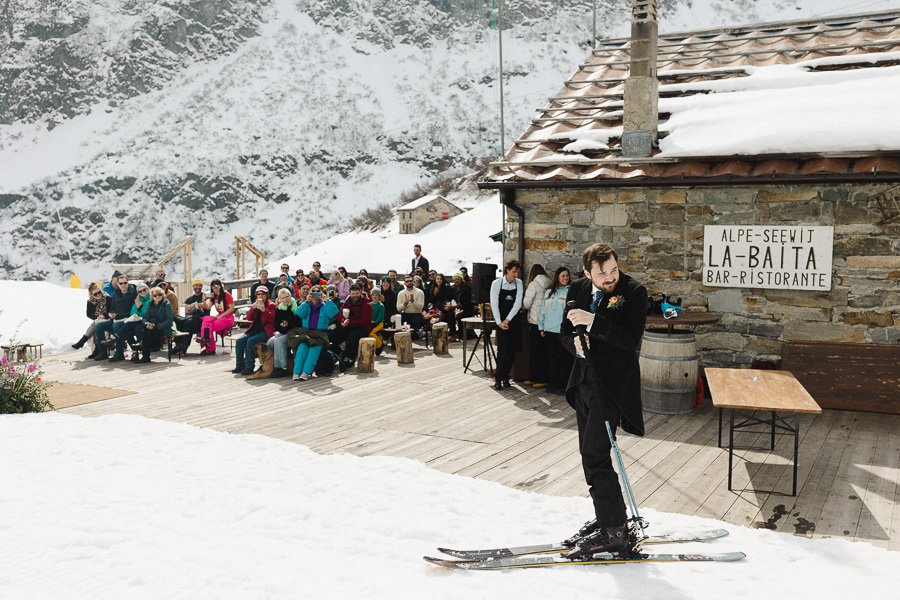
485;10;900;184
398;194;458;210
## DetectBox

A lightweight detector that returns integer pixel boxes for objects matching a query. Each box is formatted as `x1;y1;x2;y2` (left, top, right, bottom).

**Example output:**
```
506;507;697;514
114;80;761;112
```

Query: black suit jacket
411;255;429;278
560;273;647;436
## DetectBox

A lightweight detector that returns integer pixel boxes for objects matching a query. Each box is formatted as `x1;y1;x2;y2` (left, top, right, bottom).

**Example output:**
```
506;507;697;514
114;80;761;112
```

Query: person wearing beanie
251;269;276;299
327;269;350;302
369;288;385;355
174;278;209;354
233;285;276;376
267;287;299;378
102;270;122;296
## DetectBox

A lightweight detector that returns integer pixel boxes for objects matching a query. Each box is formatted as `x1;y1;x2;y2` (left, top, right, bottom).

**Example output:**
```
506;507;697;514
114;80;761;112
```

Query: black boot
562;519;600;547
563;524;638;559
72;335;89;349
87;346;104;360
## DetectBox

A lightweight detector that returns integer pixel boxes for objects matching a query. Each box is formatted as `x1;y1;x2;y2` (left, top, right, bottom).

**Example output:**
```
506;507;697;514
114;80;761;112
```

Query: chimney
621;0;659;158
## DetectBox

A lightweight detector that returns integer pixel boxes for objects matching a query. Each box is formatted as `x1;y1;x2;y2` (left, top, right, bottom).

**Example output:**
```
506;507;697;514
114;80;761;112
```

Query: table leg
728;409;734;492
770;410;776;450
792;413;799;496
462;323;468;368
718;407;723;448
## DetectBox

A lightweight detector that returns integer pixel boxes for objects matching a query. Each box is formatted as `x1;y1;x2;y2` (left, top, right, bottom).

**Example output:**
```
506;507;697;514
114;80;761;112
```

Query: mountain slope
1;0;892;282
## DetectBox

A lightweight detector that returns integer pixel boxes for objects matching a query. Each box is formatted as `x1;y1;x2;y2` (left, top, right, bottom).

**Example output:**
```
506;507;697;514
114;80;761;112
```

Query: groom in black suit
410;244;429;281
560;243;647;557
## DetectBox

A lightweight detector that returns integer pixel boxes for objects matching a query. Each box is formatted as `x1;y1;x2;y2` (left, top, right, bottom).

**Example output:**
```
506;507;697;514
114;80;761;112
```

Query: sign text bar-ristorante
703;225;834;291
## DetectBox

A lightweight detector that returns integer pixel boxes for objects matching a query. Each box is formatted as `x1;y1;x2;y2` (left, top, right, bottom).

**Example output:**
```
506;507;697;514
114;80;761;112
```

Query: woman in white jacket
521;263;551;387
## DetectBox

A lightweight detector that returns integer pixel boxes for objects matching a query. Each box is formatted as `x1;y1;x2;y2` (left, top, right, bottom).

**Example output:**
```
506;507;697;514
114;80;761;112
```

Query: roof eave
478;172;900;190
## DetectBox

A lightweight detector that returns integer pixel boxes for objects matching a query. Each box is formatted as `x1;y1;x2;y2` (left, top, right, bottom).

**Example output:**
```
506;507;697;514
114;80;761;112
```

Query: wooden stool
357;337;376;373
395;331;414;365
432;322;449;355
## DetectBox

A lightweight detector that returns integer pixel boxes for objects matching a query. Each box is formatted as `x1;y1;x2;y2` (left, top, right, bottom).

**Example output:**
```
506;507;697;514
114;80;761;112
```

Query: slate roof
483;10;900;187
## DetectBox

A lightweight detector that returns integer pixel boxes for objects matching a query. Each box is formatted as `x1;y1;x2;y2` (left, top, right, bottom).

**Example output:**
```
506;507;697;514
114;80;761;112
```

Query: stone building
479;10;900;381
397;195;464;234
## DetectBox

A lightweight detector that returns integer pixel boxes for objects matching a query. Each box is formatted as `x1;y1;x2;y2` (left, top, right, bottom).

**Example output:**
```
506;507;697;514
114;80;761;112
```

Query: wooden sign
703;225;833;291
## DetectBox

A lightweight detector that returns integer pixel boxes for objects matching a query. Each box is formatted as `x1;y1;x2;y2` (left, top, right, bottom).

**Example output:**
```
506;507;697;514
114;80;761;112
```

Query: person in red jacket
329;283;373;368
233;285;276;376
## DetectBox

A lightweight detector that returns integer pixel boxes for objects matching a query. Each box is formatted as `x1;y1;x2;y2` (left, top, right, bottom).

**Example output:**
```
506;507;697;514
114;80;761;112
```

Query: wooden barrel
639;330;699;415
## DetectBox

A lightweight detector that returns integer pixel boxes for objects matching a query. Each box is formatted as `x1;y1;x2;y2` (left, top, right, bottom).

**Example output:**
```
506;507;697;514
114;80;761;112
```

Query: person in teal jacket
538;266;573;394
133;286;175;363
292;289;340;381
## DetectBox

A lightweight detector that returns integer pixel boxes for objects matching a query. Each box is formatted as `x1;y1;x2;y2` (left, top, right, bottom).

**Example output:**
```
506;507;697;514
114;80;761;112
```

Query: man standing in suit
560;243;647;558
410;244;429;281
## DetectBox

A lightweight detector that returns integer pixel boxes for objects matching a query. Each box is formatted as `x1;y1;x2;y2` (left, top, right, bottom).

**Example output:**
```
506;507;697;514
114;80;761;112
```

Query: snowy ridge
1;0;896;283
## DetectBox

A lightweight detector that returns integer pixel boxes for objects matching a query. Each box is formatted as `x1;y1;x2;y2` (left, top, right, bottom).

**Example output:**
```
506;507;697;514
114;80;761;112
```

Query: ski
437;528;729;561
424;551;746;570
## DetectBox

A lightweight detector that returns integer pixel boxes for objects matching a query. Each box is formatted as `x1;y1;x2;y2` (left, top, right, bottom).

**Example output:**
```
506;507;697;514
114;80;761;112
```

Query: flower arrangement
606;295;625;310
0;353;54;414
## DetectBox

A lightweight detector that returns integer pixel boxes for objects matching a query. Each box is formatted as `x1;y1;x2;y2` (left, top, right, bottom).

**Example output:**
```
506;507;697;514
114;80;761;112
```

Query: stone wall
506;183;900;367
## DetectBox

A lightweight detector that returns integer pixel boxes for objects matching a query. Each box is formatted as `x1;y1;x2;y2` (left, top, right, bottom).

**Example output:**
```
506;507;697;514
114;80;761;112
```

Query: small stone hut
398;195;464;234
479;9;900;409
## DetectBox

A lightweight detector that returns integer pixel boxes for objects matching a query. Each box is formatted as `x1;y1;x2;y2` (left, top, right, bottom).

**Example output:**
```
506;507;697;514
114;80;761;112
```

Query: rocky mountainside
0;0;853;282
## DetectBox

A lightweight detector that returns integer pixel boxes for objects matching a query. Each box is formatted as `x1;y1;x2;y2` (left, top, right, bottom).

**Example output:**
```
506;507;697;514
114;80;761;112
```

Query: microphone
567;300;589;357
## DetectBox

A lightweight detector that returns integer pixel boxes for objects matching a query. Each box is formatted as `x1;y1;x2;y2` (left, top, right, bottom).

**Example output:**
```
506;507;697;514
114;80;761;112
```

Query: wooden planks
39;345;899;547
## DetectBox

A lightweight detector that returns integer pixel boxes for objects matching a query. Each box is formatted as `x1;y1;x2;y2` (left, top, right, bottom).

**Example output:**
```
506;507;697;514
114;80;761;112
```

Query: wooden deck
40;342;899;550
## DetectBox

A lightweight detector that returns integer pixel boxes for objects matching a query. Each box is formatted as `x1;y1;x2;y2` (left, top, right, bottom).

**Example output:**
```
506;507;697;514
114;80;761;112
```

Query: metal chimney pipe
621;0;659;158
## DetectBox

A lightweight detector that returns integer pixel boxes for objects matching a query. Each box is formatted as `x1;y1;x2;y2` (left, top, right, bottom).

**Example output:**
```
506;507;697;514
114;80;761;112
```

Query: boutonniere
606;295;625;310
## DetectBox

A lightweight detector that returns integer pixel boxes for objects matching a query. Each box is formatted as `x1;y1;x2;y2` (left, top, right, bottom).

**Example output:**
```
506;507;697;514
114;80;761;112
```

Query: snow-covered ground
1;411;896;599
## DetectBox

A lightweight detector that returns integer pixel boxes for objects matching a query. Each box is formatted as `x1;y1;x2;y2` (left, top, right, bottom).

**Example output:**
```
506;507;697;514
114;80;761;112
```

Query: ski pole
606;420;647;536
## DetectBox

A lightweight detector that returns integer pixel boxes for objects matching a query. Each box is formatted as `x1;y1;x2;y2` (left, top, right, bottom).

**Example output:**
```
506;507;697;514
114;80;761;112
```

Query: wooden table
461;316;497;373
645;311;719;334
705;368;822;496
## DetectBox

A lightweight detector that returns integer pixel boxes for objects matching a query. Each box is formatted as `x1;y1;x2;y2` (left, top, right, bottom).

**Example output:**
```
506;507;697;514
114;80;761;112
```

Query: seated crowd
72;256;478;383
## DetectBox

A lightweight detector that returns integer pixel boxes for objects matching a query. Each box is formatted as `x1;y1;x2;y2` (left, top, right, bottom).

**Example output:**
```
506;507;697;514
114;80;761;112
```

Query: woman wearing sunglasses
74;282;110;358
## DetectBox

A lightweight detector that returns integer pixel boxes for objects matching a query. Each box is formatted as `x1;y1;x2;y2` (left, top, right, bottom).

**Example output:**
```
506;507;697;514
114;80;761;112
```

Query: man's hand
567;308;594;328
498;319;510;330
